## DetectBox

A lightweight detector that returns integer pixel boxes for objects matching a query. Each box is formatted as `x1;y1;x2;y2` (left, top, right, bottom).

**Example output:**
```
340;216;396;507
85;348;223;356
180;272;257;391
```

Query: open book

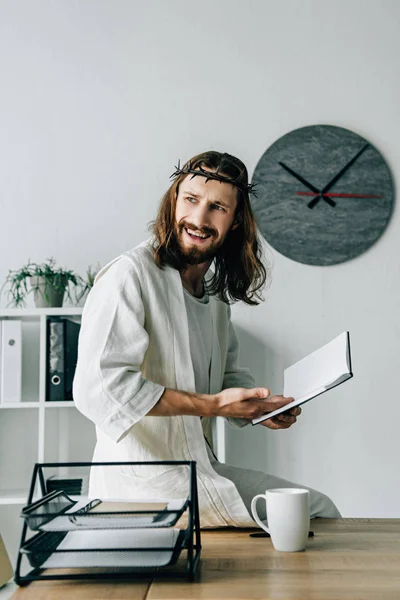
252;331;353;425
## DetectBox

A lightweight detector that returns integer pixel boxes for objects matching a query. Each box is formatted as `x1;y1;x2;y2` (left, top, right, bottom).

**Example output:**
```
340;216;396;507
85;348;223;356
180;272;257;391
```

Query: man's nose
192;202;212;226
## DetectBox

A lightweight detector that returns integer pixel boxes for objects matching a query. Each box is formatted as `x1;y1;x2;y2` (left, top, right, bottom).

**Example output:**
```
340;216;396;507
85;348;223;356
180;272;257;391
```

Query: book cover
0;534;13;587
252;331;353;425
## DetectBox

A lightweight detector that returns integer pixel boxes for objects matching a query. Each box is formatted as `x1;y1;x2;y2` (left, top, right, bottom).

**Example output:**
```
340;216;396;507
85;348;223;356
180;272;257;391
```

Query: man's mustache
179;222;217;238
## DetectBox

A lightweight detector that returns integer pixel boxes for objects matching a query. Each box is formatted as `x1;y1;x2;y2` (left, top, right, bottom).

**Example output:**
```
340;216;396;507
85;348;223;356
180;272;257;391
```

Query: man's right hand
147;386;295;422
213;387;295;421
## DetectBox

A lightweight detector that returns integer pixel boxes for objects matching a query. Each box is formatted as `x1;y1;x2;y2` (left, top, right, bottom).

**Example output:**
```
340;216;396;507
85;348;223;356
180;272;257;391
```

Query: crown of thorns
170;160;257;196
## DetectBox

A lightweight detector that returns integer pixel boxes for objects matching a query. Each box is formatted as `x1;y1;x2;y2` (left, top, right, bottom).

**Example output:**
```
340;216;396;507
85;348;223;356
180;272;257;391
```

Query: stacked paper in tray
22;497;188;569
40;528;181;568
40;498;187;530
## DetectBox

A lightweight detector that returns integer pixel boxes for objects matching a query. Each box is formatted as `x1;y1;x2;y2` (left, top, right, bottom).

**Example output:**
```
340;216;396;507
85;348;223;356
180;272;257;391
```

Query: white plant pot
29;276;66;308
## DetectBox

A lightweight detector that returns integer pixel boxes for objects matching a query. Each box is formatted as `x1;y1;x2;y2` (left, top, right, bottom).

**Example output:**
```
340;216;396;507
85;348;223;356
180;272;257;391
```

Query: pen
250;530;314;538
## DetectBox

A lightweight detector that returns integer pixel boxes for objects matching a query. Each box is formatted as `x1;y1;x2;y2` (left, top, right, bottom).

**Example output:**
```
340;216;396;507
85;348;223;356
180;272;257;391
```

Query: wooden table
8;519;400;600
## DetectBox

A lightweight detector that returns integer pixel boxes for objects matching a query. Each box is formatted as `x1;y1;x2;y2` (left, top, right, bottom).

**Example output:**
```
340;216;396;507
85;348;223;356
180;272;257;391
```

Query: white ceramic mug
251;488;310;552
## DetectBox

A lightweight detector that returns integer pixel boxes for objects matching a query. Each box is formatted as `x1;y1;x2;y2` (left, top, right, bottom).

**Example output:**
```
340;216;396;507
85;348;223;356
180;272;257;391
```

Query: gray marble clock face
251;125;394;266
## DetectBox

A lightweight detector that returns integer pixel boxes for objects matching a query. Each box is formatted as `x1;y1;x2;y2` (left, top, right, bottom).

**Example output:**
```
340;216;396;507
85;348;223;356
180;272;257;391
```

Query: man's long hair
149;151;269;305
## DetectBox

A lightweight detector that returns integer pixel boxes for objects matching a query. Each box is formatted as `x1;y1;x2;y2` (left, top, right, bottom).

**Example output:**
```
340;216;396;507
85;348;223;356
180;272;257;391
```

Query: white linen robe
73;239;256;527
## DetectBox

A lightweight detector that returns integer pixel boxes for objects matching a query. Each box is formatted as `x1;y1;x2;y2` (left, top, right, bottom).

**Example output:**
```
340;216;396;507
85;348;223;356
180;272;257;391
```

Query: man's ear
231;213;242;231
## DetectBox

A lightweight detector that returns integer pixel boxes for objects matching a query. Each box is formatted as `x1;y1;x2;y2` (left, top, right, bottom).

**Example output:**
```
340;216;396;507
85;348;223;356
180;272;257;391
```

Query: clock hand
297;192;382;198
308;195;336;209
321;144;369;195
278;162;319;193
278;162;335;208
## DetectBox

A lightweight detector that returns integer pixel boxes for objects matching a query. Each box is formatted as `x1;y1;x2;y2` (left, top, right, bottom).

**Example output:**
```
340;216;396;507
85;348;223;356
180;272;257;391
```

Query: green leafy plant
1;257;86;308
80;262;102;298
86;262;101;289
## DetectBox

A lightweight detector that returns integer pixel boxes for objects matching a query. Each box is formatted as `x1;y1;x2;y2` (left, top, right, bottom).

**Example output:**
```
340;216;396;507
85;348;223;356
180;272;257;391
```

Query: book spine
46;318;65;402
64;317;81;401
0;319;22;403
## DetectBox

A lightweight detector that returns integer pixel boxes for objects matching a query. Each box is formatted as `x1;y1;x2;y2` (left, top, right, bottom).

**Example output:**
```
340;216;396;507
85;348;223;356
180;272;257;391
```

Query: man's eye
213;205;225;211
186;197;196;203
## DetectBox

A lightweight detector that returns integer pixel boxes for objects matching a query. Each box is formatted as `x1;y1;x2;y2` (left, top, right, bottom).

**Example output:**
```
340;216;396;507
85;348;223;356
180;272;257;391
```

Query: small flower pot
29;276;66;308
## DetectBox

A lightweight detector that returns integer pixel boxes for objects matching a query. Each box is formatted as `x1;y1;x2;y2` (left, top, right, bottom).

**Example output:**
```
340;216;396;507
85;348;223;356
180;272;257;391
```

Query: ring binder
46;318;65;402
46;317;81;401
15;461;201;584
0;319;22;403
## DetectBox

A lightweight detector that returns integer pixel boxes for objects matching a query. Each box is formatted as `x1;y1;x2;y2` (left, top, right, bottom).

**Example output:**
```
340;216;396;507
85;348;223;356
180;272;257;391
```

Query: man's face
174;173;239;265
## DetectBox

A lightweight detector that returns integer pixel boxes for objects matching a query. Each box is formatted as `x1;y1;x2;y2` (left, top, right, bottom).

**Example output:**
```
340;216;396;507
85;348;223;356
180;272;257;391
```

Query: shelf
45;409;96;464
0;307;83;318
0;402;76;409
44;401;76;408
0;489;30;505
0;410;38;495
0;303;96;568
0;402;40;409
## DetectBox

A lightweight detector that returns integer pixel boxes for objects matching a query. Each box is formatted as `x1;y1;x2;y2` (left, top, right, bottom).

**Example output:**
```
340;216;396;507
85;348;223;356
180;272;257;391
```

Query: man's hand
260;405;302;430
147;386;301;429
214;387;300;429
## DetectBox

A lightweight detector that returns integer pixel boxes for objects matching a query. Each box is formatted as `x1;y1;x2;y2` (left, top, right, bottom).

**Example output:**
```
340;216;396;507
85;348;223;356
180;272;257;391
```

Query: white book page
284;332;350;398
252;332;352;425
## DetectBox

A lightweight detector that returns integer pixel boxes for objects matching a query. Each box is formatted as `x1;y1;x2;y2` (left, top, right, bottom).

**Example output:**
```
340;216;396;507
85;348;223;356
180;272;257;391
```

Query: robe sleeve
222;306;256;429
73;256;165;443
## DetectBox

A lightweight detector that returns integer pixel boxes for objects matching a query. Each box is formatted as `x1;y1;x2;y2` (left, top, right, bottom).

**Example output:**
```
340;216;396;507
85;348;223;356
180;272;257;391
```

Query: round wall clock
251;125;394;266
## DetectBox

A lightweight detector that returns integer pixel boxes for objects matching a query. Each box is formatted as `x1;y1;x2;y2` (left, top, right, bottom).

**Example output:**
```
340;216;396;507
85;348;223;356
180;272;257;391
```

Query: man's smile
184;227;212;244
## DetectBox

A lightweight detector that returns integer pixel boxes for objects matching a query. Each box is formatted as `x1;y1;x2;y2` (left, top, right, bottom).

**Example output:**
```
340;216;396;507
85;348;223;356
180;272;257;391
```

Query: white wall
0;0;399;550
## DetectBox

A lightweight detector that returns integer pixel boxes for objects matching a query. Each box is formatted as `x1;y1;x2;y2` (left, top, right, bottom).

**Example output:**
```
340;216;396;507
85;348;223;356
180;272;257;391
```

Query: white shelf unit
0;308;96;506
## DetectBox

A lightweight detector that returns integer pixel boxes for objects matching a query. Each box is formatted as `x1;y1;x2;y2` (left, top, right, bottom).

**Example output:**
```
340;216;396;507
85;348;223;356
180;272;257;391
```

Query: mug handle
250;494;270;535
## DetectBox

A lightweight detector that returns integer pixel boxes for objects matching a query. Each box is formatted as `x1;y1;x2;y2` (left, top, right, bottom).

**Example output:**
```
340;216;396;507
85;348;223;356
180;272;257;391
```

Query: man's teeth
186;228;210;239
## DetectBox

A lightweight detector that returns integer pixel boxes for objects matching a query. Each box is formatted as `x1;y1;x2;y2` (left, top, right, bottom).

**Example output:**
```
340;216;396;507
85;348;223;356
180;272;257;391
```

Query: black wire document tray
21;528;185;569
15;461;201;585
21;490;188;530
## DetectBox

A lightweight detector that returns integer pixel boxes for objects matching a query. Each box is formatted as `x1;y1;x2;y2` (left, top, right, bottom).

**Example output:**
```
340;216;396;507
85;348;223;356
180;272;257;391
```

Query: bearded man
73;150;340;526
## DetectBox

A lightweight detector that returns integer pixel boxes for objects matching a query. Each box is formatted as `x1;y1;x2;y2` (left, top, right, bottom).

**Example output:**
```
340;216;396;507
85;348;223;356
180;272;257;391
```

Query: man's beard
173;222;225;266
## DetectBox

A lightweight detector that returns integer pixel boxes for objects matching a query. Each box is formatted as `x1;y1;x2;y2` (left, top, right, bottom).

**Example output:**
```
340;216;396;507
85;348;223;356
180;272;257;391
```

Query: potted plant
1;258;86;308
81;262;101;297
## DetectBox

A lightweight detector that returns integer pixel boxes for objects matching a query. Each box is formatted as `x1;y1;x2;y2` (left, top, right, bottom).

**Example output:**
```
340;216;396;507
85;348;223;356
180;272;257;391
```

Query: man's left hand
260;405;302;430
